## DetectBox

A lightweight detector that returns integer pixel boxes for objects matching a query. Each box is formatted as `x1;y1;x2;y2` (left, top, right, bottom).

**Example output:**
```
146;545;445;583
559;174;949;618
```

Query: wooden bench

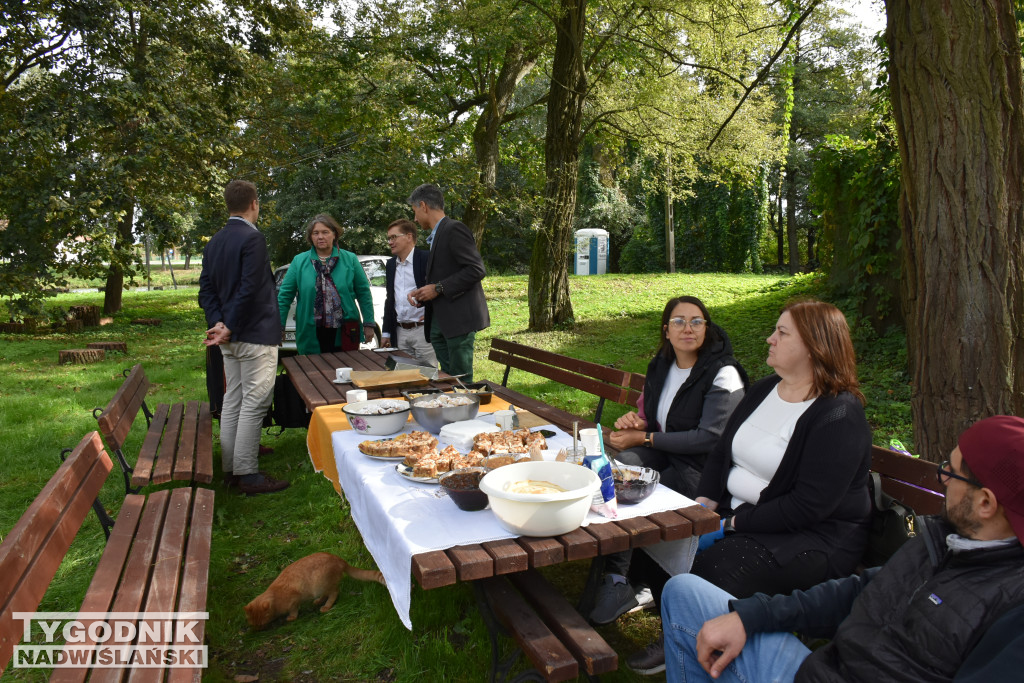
869;444;944;515
478;570;617;682
0;432;214;681
488;339;641;423
94;364;214;493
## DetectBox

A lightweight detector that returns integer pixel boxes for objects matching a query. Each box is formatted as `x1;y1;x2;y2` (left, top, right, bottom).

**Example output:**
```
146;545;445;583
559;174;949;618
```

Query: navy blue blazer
424;217;490;339
383;248;428;340
198;217;280;346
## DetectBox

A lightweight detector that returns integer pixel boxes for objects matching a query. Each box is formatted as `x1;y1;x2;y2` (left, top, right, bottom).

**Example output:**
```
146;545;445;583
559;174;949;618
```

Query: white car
274;255;388;353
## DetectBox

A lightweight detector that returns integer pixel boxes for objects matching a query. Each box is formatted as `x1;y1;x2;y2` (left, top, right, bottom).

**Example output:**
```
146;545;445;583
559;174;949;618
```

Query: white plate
394;463;438;484
363;452;404;461
372;348;393;353
332;378;351;384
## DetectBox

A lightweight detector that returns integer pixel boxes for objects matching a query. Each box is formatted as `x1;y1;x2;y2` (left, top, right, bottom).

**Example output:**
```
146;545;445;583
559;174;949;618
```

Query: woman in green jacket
277;214;376;355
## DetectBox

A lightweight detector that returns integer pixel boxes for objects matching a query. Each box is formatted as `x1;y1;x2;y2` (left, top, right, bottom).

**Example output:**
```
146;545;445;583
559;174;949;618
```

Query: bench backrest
488;339;634;422
869;445;944;515
95;364;151;451
0;432;112;675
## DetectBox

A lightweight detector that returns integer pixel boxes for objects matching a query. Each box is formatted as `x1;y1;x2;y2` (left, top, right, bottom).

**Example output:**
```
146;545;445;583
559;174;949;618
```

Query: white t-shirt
655;364;744;432
726;384;815;509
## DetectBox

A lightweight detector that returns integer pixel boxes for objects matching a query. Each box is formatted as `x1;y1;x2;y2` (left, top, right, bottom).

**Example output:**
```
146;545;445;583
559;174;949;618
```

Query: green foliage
809;128;901;325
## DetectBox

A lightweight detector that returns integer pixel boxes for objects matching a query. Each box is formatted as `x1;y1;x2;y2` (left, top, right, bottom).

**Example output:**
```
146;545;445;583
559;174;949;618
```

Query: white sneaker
628;585;655;613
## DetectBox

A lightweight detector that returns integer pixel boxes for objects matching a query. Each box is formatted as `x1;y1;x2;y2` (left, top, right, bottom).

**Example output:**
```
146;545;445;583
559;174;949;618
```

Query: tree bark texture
463;44;537;246
528;0;586;331
887;0;1024;458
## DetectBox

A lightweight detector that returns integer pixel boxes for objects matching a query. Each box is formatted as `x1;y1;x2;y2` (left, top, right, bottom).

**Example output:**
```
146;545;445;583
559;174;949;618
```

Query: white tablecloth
331;415;698;629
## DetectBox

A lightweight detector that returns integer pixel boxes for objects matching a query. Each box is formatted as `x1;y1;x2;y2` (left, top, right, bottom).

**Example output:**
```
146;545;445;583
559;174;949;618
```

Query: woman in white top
589;296;747;626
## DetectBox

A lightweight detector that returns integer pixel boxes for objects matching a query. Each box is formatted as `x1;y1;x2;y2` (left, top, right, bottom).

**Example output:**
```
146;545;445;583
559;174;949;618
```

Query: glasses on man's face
668;317;706;331
936;460;983;488
386;234;404;243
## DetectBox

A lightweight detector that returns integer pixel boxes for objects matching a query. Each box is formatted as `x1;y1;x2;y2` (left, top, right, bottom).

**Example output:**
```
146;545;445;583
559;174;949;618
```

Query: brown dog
244;552;386;628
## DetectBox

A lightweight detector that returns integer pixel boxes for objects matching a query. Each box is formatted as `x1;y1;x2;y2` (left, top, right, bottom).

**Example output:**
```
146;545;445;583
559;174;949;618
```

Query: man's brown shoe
238;473;290;495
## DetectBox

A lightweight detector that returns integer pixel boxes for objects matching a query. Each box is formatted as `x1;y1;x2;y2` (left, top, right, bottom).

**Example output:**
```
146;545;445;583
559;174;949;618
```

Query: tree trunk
103;205;134;315
528;0;587;331
775;166;785;266
786;164;799;274
463;44;537;246
888;0;1024;458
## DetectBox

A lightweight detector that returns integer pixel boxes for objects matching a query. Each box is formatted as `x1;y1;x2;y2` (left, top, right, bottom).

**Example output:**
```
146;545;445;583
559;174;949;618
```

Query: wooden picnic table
296;349;718;679
281;349;458;411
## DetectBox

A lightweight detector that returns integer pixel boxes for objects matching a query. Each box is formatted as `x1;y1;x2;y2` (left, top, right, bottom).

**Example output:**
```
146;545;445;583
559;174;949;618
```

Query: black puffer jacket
733;516;1024;682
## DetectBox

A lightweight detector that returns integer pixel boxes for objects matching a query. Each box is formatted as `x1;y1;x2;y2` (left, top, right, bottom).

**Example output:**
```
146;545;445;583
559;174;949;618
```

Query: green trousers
430;326;476;382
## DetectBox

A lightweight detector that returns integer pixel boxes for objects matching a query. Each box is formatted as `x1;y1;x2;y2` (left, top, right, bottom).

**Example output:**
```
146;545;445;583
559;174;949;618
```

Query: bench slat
0;433;112;677
647;509;693;542
676;504;721;536
489;348;629;404
152;403;185;485
447;545;495;582
508;570;618;677
132;403;169;487
167;487;214;683
412;551;456;590
870;446;942;493
172;401;201;483
616;516;663;548
194;402;215;484
556;527;599;562
491;338;629;386
481;539;530;576
480;577;578;682
126;488;193;683
102;366;151;451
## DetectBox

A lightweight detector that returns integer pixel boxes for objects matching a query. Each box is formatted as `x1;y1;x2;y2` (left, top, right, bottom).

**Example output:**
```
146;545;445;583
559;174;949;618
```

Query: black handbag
863;472;918;567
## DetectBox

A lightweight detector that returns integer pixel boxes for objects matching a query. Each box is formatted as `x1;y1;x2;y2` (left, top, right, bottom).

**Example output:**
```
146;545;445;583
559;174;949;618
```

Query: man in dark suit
381;218;437;367
198;180;288;495
407;183;489;381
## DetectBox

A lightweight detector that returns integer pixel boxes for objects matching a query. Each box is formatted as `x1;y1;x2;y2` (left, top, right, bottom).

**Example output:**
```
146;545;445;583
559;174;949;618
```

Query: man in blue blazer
381;219;437;367
198;180;288;495
407;184;490;381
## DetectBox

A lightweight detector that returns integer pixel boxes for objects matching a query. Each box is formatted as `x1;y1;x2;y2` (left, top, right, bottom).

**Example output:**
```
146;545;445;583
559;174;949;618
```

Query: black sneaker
589;575;638;625
627;634;665;676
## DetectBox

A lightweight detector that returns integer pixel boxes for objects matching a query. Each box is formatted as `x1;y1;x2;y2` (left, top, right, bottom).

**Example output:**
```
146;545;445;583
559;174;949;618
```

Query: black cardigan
697;375;872;575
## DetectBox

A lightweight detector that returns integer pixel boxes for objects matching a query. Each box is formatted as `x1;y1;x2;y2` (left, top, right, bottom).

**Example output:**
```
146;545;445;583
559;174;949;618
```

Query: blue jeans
661;574;810;682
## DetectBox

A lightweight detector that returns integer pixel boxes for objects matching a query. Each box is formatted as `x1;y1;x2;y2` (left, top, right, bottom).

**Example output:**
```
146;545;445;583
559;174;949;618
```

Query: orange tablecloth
306;397;513;493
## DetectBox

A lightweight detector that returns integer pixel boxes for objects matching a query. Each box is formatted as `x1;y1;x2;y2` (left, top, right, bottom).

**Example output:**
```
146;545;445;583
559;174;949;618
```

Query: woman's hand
609;429;645;450
614;411;647;431
695;496;719;512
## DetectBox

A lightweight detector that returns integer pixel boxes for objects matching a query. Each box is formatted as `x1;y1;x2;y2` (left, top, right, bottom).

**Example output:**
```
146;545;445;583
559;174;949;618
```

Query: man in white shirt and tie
381;218;437;367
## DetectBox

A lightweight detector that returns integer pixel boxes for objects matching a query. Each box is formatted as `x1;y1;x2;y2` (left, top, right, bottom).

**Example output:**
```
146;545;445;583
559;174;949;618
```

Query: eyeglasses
668;317;706;331
386;234;405;243
936;460;983;488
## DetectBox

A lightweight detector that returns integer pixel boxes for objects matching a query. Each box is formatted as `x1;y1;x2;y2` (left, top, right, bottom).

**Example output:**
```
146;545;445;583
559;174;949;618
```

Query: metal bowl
341;399;410;436
408;392;481;434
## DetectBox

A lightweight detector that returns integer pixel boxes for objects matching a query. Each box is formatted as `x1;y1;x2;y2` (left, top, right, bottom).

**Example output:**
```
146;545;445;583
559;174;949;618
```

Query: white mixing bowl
479;461;600;537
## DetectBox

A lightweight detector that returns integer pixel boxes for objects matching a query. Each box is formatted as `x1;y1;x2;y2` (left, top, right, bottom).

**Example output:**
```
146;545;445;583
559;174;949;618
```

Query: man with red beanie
657;415;1024;683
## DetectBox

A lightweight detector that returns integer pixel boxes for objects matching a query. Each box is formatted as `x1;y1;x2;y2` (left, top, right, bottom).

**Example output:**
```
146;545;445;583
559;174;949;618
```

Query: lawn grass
0;272;913;682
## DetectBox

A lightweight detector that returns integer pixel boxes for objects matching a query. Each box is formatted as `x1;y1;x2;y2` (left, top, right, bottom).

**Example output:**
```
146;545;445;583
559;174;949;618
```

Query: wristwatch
643;432;652;448
434;281;444;296
723;516;737;535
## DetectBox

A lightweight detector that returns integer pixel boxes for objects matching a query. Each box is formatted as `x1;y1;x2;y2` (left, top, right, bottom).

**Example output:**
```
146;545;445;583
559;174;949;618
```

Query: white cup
346;389;367;404
579;428;601;456
494;410;515;430
336;367;352;382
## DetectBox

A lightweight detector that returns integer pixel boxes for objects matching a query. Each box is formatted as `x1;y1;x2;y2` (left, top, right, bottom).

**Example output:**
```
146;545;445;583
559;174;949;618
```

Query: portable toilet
574;228;609;275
